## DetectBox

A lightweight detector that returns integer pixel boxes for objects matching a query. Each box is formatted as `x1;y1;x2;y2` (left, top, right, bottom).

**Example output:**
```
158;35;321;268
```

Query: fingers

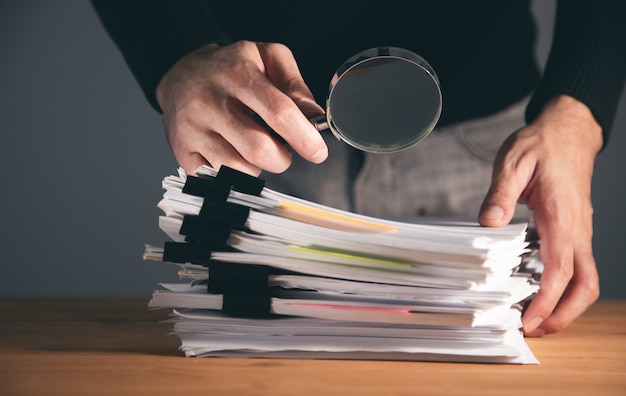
524;253;599;337
258;44;326;116
532;249;599;335
521;208;574;336
244;43;328;164
166;99;295;176
478;136;534;227
522;207;599;336
157;41;328;176
246;91;328;164
170;129;265;177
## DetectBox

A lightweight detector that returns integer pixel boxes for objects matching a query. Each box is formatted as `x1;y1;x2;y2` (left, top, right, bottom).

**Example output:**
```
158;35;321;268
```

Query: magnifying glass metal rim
311;46;442;153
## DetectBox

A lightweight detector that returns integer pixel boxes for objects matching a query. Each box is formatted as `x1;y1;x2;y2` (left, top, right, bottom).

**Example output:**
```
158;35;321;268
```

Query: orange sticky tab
278;200;397;232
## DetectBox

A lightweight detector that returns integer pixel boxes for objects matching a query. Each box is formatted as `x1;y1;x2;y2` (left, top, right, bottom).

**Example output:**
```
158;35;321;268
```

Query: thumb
479;165;529;228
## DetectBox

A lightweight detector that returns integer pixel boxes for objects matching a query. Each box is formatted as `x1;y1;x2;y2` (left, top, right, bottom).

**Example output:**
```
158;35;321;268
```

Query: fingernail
524;316;544;333
310;147;328;164
481;205;505;222
298;98;325;115
526;327;546;337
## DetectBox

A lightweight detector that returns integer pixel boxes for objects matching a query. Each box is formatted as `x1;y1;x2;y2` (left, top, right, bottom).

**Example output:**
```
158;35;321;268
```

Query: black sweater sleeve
91;0;232;112
525;0;626;145
92;0;625;143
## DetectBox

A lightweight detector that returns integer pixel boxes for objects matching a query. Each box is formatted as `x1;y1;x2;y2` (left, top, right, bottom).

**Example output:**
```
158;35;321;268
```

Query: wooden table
1;298;624;396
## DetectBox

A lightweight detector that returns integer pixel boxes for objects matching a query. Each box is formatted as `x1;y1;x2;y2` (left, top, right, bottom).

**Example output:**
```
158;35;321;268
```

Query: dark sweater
91;0;625;144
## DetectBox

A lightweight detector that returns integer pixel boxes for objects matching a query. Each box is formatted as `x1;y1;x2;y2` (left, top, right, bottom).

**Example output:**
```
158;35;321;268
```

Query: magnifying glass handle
310;114;329;132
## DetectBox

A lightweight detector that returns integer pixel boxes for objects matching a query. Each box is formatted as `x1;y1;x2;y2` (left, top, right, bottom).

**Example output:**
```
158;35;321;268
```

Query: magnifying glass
310;46;442;153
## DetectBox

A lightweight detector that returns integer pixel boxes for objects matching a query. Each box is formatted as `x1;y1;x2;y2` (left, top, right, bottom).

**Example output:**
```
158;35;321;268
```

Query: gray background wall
1;1;624;298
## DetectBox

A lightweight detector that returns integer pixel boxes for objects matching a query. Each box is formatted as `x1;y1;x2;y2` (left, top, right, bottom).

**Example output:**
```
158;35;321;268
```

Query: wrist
535;95;603;155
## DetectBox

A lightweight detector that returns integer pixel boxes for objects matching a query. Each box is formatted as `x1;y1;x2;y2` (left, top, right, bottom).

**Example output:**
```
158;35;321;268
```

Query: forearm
526;0;626;145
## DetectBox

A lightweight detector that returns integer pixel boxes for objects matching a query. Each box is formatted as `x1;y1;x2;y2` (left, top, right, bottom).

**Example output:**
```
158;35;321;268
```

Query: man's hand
156;41;328;176
479;95;602;336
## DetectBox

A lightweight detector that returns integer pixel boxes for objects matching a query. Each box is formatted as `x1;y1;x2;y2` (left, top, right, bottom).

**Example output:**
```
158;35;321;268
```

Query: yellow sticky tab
289;245;411;268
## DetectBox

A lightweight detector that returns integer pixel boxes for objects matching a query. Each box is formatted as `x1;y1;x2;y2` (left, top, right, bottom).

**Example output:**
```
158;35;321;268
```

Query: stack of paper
144;165;542;364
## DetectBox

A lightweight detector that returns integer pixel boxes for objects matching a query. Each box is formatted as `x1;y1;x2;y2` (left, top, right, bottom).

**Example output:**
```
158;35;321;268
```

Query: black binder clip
216;166;265;196
208;261;272;318
162;242;212;265
199;199;249;229
182;175;231;201
179;215;232;248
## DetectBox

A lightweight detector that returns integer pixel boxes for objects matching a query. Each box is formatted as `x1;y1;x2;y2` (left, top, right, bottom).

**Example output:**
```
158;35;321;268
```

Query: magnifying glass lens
322;47;442;153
